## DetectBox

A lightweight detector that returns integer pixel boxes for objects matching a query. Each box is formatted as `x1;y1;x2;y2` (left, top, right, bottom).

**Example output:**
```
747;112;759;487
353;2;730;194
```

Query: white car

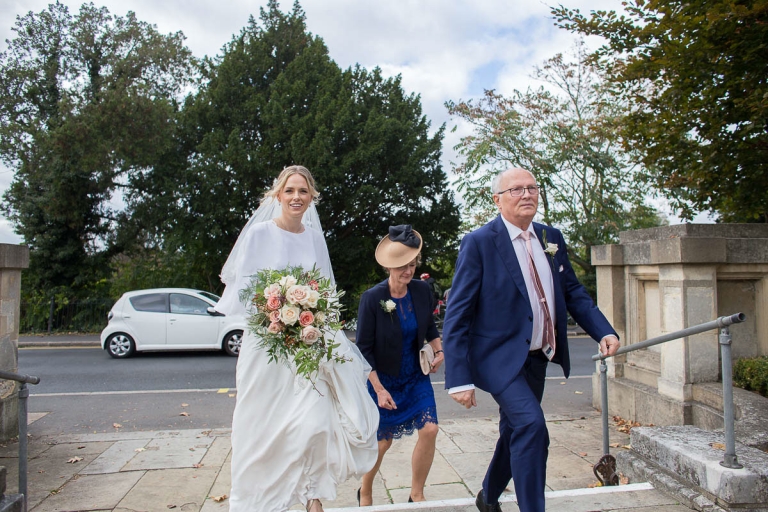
101;288;247;358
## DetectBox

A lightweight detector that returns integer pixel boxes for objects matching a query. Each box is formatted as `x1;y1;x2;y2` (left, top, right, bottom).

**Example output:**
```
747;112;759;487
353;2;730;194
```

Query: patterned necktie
519;231;555;360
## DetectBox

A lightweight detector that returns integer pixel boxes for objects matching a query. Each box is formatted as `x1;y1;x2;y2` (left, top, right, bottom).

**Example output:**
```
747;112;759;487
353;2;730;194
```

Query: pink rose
266;295;282;311
269;310;281;323
302;326;320;345
264;283;281;298
286;285;310;305
267;322;283;334
299;310;315;327
308;280;319;291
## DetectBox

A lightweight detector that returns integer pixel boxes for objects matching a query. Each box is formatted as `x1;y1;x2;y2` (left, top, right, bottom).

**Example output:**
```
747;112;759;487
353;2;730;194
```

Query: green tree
446;43;664;295
125;0;460;311
553;0;768;222
0;1;194;294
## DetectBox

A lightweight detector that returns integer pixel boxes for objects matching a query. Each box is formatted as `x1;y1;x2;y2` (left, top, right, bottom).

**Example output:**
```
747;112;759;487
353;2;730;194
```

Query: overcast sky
2;0;685;244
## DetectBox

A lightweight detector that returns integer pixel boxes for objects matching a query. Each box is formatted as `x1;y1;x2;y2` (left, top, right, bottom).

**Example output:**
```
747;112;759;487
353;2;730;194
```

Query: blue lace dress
367;290;438;441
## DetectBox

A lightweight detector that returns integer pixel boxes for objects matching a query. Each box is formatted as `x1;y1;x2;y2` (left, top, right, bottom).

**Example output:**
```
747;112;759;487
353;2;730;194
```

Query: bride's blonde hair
263;165;320;202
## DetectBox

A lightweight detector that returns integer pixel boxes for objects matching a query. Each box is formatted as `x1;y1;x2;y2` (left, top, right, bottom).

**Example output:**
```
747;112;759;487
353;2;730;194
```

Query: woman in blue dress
355;225;444;505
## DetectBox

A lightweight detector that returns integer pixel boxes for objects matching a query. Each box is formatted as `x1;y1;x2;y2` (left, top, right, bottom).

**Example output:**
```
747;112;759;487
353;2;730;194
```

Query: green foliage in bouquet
239;265;348;388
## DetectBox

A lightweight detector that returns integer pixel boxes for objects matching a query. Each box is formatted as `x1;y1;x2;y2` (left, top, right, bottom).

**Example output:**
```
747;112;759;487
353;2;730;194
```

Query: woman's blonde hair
263;165;320;201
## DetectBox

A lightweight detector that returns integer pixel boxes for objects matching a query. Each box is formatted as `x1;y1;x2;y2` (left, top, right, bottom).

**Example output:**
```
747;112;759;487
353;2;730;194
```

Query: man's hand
599;335;620;358
450;389;477;409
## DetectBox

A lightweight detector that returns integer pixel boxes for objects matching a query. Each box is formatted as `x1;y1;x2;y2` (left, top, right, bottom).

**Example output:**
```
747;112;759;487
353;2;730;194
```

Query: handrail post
18;382;29;511
600;357;609;455
719;326;743;469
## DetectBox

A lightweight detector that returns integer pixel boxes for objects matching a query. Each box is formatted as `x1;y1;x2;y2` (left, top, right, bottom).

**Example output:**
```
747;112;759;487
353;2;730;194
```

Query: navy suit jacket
357;279;440;377
442;216;617;395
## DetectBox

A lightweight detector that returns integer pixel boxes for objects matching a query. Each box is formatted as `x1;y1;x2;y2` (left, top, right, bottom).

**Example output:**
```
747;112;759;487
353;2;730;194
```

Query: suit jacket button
525;339;531;345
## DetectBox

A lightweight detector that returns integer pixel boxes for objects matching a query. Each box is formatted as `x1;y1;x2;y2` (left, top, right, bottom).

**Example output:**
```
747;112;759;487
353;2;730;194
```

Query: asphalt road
19;337;601;435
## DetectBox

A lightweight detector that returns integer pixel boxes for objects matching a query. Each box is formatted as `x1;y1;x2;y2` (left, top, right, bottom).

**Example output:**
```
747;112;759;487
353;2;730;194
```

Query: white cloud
1;0;653;245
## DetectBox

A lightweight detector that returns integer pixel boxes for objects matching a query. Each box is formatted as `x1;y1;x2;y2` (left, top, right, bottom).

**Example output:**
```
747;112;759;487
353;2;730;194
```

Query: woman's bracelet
434;349;443;355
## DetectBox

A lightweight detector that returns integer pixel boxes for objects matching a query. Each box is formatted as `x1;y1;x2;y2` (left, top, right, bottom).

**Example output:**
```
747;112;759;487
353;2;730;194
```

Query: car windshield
198;291;221;303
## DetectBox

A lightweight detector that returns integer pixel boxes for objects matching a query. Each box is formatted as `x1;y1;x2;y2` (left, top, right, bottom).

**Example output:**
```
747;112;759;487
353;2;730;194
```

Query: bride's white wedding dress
216;221;379;512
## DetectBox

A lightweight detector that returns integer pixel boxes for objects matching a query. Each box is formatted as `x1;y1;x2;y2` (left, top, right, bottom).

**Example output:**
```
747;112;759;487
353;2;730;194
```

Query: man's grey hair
490;168;535;194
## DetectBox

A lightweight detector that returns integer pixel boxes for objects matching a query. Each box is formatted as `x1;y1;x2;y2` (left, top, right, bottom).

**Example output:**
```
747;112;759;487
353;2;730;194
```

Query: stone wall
0;245;29;441
591;224;768;427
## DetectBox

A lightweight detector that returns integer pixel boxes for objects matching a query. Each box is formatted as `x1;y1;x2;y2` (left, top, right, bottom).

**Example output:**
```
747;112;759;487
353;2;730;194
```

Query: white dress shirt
448;218;556;395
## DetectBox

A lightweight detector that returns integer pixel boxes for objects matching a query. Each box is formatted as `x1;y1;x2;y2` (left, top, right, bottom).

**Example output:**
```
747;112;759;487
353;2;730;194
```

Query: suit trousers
482;351;549;512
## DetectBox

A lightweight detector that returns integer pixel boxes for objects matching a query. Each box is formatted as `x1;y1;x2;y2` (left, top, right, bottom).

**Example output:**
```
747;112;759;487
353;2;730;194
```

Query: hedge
733;356;768;398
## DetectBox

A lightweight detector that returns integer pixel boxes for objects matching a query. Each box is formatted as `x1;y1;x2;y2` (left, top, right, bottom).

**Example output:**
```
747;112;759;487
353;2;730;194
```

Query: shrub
733;357;768;397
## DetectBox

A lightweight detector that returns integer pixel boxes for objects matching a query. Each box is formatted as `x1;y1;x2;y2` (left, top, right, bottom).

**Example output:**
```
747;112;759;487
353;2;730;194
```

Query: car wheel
223;330;243;357
106;333;135;359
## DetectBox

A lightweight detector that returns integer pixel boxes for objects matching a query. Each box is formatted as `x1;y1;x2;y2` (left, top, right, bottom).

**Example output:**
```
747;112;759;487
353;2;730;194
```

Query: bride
215;165;379;512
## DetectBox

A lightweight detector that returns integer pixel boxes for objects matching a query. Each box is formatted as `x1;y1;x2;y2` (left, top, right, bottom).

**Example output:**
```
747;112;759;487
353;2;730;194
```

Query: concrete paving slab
79;439;149;475
440;451;493;496
546;446;595;482
31;471;144;512
380;449;460;489
46;427;212;444
200;452;231;512
23;450;102;509
115;467;218;512
438;418;499;454
389;483;472;504
121;436;213;471
199;436;231;469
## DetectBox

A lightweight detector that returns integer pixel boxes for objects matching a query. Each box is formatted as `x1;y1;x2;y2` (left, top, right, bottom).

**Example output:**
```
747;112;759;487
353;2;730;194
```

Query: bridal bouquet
239;265;348;384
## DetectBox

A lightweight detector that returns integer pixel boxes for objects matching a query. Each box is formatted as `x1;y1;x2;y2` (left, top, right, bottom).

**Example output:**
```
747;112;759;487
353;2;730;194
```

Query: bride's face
277;174;313;219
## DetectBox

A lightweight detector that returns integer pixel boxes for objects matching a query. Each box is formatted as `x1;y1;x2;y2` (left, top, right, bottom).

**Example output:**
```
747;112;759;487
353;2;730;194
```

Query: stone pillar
591;224;768;427
0;244;29;441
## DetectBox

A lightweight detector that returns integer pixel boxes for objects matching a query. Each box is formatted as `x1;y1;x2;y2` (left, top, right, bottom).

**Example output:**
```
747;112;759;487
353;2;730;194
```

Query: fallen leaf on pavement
710;442;726;451
229;393;236;398
211;494;228;502
167;505;177;509
67;456;83;464
622;444;632;450
180;412;190;417
619;473;629;485
135;447;146;453
579;452;588;456
77;445;85;449
574;391;583;394
559;382;566;385
181;403;189;407
587;481;602;488
610;443;621;448
113;423;122;429
193;463;204;468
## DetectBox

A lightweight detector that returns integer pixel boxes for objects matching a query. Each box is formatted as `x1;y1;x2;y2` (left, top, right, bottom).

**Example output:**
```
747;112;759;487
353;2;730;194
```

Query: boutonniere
541;229;558;257
380;299;396;322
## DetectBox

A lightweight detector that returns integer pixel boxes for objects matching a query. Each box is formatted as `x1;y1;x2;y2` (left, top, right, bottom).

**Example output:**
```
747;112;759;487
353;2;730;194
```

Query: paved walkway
0;414;695;511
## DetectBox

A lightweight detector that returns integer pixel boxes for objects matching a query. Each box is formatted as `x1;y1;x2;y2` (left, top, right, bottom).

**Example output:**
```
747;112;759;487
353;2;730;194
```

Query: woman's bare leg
359;438;393;506
410;422;439;501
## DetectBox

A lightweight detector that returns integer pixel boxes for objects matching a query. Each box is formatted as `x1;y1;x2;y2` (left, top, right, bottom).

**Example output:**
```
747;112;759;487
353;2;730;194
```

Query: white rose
314;311;326;325
384;300;396;312
279;275;297;288
280;304;301;326
305;289;320;308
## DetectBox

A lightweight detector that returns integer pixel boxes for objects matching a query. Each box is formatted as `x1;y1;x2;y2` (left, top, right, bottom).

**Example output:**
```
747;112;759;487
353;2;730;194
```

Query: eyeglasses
496;186;540;197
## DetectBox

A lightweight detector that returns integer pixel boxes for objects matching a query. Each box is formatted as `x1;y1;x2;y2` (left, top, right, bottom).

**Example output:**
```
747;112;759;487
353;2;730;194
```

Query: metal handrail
0;369;41;512
591;313;746;484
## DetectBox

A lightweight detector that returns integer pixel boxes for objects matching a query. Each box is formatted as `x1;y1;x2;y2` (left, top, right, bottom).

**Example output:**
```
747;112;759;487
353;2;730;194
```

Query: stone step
326;484;692;512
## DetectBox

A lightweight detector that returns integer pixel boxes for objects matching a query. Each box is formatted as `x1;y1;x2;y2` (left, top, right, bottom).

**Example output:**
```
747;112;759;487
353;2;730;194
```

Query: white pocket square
559;265;564;272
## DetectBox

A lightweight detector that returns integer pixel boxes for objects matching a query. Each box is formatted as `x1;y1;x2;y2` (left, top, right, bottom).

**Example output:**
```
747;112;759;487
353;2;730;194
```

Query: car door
167;293;220;347
127;293;168;347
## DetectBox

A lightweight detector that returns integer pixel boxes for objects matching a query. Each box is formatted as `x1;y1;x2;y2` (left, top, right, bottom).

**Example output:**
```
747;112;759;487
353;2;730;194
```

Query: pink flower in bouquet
280;304;301;326
269;310;281;323
264;283;281;298
302;326;321;345
286;285;311;305
267;322;283;334
308;280;319;291
266;295;282;311
299;310;315;327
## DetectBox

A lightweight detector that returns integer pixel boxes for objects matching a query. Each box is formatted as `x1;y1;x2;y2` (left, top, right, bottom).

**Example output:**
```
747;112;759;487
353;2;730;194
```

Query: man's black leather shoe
475;490;502;512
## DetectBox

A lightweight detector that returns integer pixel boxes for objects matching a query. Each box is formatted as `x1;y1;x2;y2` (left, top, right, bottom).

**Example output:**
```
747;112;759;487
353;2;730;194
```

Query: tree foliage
123;1;460;310
0;1;195;293
552;0;768;222
446;43;664;294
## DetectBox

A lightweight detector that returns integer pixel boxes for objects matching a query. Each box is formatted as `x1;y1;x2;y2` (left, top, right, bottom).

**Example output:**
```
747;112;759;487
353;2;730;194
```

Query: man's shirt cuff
448;384;475;394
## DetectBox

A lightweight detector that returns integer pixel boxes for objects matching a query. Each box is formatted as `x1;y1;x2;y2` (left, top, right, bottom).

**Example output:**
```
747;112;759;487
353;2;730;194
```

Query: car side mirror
207;307;224;317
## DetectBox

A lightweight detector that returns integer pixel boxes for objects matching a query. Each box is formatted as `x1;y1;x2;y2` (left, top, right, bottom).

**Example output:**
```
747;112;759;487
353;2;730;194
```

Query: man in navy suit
442;168;620;512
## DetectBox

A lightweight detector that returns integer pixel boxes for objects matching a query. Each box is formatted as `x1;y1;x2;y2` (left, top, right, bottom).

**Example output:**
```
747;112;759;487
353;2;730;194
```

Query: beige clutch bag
419;344;435;375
